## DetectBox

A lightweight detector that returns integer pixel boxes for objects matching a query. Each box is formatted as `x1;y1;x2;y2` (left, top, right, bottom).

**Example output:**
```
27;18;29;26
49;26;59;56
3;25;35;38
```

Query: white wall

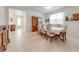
26;10;44;32
0;6;9;26
66;21;79;39
45;6;79;39
0;6;6;25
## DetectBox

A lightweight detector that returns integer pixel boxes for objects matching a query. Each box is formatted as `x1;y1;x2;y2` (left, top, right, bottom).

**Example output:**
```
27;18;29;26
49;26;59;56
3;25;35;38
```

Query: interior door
32;16;38;32
13;15;26;29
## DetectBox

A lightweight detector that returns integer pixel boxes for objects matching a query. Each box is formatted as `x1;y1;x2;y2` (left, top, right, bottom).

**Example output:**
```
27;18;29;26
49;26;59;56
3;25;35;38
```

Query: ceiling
8;6;64;14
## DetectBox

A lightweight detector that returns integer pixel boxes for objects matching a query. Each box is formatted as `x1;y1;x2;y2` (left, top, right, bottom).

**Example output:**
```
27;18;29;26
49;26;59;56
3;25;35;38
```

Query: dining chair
38;24;46;37
46;24;55;43
41;25;47;38
58;25;67;42
38;24;42;35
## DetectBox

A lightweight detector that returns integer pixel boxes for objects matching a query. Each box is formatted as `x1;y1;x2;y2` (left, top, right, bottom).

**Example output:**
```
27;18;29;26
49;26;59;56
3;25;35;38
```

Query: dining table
51;27;64;34
51;27;65;41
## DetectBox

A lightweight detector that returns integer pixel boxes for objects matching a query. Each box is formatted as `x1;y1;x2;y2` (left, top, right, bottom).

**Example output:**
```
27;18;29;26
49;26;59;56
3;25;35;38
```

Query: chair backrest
46;24;53;33
38;24;43;31
59;25;67;37
46;24;50;31
40;24;46;32
43;25;47;31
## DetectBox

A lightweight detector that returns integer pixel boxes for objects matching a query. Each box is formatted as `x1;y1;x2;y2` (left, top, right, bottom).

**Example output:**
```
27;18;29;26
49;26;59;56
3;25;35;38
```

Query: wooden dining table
51;27;64;34
51;27;65;41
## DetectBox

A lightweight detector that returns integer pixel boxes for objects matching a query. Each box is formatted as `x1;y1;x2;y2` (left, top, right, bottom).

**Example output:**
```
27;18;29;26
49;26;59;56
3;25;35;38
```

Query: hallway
5;28;79;52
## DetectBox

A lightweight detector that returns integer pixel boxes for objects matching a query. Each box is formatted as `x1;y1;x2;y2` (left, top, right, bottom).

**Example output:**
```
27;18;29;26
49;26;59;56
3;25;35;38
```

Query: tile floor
5;29;79;52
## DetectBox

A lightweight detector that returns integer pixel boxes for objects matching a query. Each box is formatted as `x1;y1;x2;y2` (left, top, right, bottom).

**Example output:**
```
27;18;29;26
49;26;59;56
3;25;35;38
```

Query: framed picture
72;13;79;21
65;13;79;21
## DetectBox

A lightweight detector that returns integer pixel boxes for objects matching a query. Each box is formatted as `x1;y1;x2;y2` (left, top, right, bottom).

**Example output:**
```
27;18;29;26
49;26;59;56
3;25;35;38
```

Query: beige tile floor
5;29;79;52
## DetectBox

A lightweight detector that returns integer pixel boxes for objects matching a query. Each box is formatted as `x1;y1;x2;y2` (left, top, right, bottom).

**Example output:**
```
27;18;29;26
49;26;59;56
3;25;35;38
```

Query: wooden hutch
0;25;10;52
32;16;38;32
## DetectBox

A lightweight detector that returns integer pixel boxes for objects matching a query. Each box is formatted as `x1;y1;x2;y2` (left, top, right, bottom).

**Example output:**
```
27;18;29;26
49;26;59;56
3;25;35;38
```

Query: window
17;17;21;25
49;12;64;25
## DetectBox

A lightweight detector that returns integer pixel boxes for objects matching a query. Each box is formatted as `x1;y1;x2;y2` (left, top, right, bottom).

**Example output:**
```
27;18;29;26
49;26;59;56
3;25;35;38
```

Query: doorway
13;15;26;29
9;8;26;29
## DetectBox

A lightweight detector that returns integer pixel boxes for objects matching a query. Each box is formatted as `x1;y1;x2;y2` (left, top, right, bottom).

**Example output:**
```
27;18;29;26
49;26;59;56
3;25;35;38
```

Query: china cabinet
0;25;9;52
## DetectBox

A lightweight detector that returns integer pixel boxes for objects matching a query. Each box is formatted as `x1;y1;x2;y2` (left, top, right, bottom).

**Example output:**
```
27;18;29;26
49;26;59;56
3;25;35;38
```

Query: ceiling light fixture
45;6;52;9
